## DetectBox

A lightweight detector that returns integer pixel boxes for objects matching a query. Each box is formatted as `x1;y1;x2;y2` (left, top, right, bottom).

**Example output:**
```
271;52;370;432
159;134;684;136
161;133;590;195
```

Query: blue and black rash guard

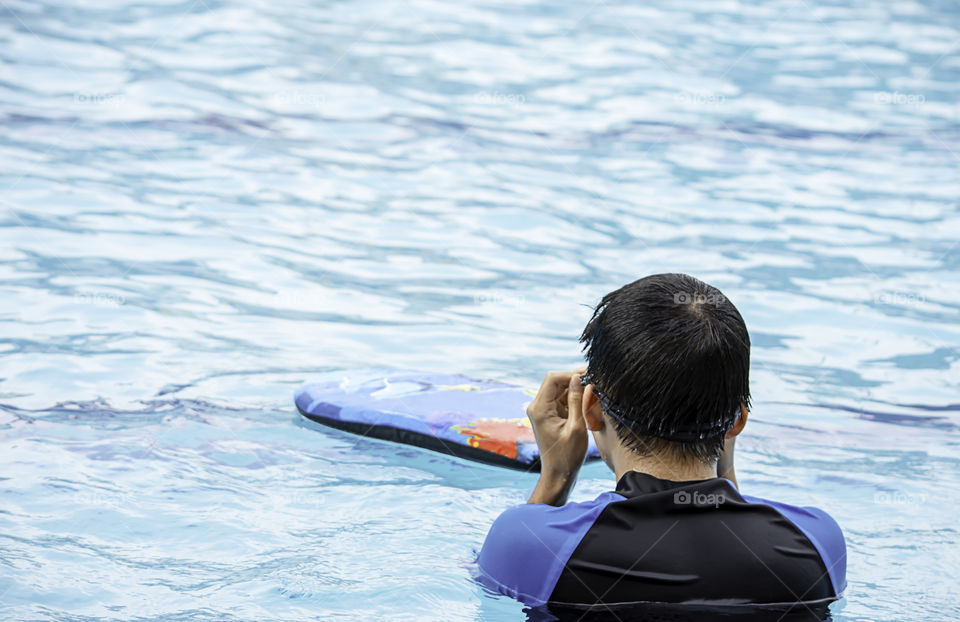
477;471;846;609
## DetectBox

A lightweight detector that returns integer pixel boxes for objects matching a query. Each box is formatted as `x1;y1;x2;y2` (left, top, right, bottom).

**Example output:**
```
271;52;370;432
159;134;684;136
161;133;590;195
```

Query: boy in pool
477;273;846;612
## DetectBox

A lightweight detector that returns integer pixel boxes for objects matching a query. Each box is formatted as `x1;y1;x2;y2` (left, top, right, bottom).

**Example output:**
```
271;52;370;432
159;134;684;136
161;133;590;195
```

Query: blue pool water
1;0;959;619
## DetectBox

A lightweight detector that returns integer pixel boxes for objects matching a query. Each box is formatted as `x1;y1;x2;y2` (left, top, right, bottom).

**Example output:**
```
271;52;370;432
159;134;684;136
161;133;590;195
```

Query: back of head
579;273;751;463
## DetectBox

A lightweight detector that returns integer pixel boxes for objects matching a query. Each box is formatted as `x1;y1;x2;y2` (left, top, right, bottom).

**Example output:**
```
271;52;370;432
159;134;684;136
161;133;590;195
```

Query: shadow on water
772;400;960;432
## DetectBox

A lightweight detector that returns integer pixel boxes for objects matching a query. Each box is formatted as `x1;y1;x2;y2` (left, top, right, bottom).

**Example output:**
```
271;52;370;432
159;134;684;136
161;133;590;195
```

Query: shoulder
741;494;847;596
477;492;625;605
741;494;845;547
480;492;624;562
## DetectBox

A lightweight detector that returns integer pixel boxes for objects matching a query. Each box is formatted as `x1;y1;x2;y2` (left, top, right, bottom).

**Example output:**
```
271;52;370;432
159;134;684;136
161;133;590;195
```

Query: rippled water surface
1;0;959;620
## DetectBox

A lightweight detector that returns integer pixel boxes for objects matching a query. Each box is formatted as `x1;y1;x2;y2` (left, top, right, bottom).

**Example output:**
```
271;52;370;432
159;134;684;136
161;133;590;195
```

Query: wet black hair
579;273;751;463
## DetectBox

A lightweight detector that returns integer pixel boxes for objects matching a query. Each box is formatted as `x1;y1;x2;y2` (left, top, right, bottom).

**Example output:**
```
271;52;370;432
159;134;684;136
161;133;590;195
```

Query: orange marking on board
453;418;535;459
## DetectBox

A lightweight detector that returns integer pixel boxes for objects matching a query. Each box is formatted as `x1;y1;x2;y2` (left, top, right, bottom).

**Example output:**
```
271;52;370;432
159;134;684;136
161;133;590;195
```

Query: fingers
526;369;591;479
527;370;580;423
533;371;566;405
554;387;569;419
565;372;586;433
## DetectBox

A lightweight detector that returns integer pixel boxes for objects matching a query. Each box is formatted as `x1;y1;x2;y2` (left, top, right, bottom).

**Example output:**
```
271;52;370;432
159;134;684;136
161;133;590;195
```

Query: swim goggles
579;372;735;442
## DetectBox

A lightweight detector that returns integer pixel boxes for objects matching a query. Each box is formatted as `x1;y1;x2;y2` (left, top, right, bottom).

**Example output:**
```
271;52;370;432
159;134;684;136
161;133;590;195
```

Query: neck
612;448;717;483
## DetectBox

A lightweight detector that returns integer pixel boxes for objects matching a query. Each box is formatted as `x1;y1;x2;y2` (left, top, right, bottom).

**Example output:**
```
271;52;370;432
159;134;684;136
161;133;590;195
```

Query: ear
725;403;749;439
582;384;605;432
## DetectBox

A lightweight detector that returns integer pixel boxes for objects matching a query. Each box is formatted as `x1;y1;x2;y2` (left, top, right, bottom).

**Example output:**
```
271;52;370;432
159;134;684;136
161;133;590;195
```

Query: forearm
524;370;589;506
528;468;579;506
